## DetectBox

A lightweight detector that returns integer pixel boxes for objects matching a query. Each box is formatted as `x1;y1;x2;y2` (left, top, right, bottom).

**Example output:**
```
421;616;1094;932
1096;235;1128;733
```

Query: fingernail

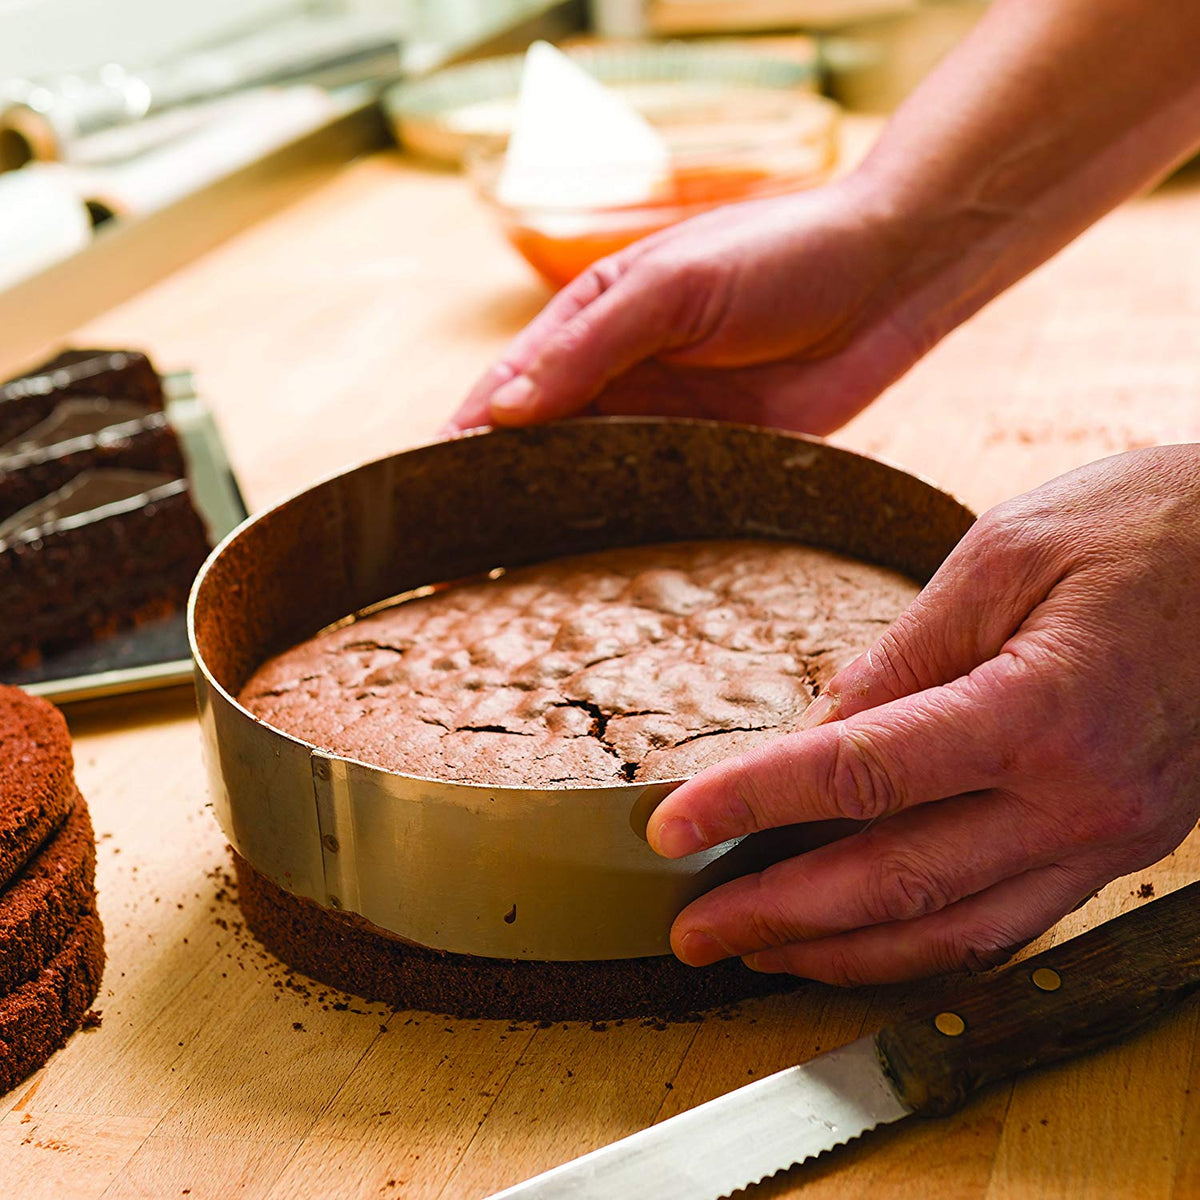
798;692;837;731
653;817;706;859
490;374;537;422
743;950;785;974
677;930;730;967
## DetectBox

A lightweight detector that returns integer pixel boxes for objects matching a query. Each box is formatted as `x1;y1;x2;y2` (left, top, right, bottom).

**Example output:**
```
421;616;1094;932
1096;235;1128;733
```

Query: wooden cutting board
2;125;1199;1198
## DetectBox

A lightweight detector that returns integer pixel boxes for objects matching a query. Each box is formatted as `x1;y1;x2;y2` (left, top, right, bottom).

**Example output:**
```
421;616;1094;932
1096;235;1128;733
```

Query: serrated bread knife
487;881;1200;1200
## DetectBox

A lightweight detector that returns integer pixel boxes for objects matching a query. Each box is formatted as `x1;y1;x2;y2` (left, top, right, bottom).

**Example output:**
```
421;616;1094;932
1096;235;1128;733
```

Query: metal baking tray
190;418;974;962
2;379;248;703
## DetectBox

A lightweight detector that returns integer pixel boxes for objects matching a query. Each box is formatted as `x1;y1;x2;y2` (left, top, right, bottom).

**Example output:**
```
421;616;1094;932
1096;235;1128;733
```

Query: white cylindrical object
0;164;91;290
74;86;338;220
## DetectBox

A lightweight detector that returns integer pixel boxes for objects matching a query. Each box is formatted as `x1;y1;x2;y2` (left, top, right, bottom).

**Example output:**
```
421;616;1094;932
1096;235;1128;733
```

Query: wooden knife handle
876;881;1200;1116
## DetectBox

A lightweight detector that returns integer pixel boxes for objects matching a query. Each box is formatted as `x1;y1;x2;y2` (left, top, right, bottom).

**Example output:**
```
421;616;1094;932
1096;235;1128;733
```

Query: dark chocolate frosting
2;398;153;456
0;469;180;544
0;349;164;446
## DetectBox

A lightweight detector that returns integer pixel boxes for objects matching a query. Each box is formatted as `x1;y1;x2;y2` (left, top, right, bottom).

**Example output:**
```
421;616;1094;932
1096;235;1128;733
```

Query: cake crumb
503;904;517;925
1136;882;1155;899
80;1009;103;1031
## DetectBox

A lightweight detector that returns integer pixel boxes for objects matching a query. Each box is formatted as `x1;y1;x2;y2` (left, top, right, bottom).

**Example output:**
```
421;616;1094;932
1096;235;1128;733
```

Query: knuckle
938;924;1020;975
971;503;1045;560
642;247;708;290
569;257;623;301
827;726;900;822
864;626;925;696
967;505;1067;599
1084;787;1150;844
644;254;728;343
821;944;874;989
864;851;949;924
744;885;801;950
541;313;596;367
725;747;786;833
970;662;1048;774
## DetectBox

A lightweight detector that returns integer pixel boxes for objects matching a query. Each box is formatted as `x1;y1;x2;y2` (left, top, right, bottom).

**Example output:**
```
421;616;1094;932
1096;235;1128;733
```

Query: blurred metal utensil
0;13;402;167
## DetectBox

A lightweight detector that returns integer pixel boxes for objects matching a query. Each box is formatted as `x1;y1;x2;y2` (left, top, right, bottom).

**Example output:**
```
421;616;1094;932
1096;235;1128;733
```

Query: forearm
853;0;1200;343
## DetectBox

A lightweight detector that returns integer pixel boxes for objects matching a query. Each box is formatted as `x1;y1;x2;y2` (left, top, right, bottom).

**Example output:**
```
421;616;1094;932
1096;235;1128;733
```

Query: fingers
444;264;620;431
739;860;1101;986
448;249;692;430
804;512;1065;730
444;277;604;431
670;787;1053;966
647;667;1036;857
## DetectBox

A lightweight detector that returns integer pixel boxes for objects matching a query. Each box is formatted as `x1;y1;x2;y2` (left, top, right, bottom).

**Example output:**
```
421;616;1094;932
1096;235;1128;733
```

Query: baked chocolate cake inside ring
190;419;974;1018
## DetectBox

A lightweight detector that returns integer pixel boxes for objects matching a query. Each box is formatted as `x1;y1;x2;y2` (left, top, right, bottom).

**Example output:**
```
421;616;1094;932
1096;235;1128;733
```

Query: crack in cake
0;685;104;1097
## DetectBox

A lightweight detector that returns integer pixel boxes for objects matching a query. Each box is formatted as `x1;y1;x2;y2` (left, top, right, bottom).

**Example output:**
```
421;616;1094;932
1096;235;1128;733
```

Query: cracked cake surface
240;540;919;787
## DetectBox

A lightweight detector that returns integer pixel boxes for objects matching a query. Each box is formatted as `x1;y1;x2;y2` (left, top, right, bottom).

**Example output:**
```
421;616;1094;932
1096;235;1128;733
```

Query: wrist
838;149;1034;349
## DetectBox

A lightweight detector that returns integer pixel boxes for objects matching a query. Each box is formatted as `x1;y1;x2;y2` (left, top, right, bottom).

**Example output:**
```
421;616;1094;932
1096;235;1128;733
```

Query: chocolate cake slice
0;349;163;447
0;399;185;523
0;348;214;671
0;686;103;1097
0;470;211;669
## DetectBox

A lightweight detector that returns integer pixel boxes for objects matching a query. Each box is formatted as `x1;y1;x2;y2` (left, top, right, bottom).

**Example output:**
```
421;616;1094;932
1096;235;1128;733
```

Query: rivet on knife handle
876;881;1200;1117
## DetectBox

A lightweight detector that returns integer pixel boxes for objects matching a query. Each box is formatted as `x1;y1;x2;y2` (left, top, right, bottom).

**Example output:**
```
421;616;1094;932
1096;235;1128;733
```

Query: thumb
802;514;1060;728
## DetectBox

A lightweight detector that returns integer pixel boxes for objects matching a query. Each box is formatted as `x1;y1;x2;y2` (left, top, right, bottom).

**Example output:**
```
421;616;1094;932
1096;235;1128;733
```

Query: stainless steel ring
189;418;974;961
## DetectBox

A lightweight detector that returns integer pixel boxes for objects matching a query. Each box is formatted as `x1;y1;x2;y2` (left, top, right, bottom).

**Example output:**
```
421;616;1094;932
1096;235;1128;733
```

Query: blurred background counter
0;0;995;376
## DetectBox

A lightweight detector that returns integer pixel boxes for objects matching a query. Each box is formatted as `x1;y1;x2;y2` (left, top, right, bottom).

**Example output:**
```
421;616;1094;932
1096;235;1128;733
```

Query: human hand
447;175;935;436
648;445;1200;985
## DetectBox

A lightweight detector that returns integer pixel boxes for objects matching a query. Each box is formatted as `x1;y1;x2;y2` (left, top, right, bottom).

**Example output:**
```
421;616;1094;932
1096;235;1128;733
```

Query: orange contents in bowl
660;163;773;206
505;163;778;288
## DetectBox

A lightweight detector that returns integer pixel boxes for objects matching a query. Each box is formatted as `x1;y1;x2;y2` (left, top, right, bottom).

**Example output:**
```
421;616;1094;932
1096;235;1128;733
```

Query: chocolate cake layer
242;539;919;787
0;910;104;1098
0;472;211;668
0;349;163;447
0;688;104;1099
0;407;184;524
0;685;76;883
0;798;97;996
236;854;798;1021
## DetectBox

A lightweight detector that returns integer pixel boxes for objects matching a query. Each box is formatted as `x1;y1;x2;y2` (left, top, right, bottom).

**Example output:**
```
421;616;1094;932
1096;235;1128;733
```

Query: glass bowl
466;92;840;288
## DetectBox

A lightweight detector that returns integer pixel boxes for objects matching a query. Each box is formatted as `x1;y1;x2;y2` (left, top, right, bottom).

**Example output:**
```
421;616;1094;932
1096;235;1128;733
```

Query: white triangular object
496;41;669;211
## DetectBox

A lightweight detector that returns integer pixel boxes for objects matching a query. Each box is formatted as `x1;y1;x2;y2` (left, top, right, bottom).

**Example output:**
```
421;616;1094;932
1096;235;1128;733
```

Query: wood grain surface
2;123;1199;1198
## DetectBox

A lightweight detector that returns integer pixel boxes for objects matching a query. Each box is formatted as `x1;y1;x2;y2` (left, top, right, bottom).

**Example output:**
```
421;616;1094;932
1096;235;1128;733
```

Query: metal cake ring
188;418;974;961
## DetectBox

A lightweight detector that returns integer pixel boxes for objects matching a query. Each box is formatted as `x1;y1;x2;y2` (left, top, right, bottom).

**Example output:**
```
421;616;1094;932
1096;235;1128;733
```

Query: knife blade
487;879;1200;1200
488;1034;908;1200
